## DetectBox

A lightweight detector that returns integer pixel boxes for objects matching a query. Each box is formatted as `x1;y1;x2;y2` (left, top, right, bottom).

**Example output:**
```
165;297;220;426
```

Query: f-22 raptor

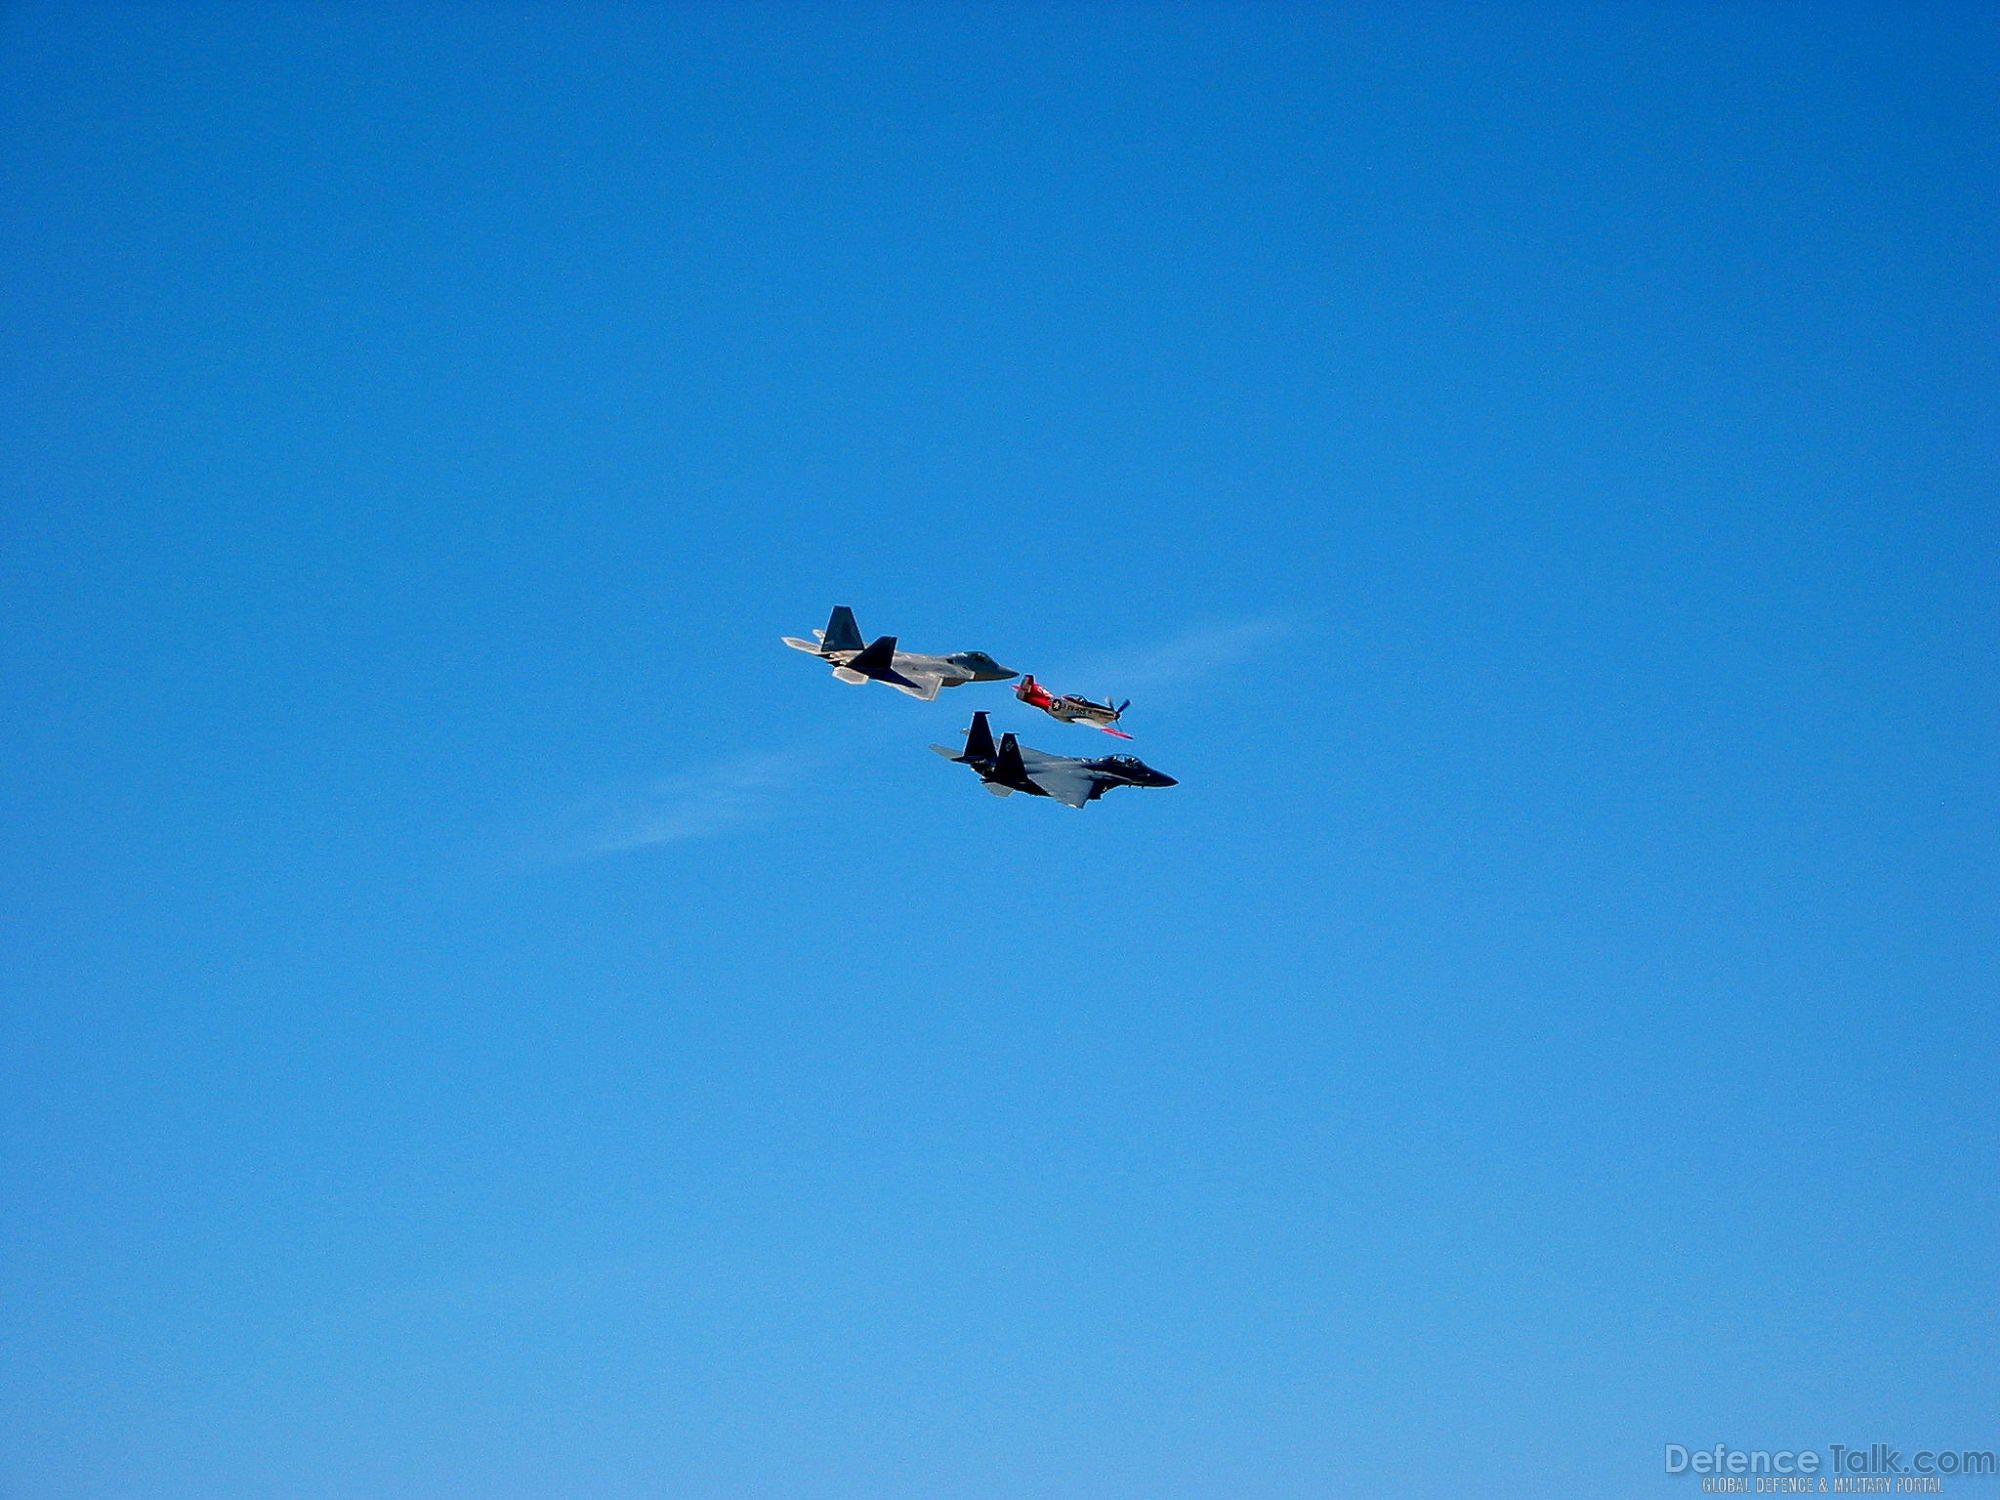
931;712;1177;808
783;606;1017;701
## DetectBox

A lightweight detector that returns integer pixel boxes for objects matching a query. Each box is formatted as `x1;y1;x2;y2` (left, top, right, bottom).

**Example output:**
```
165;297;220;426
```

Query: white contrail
1047;616;1295;703
574;748;806;857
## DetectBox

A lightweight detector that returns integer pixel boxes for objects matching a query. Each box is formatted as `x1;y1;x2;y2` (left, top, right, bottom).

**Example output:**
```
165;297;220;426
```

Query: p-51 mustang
930;712;1176;808
1014;675;1133;739
782;606;1017;701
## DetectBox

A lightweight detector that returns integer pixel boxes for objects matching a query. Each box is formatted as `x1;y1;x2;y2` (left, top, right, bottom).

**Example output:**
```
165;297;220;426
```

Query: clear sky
3;4;1995;1496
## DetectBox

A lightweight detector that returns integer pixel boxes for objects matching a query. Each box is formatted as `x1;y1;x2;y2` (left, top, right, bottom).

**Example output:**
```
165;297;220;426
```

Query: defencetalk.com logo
1664;1444;1997;1493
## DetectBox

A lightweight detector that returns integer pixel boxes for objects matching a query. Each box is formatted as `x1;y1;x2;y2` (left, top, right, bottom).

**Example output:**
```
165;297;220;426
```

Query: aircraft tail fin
822;606;865;654
996;733;1028;781
961;712;997;763
844;635;897;678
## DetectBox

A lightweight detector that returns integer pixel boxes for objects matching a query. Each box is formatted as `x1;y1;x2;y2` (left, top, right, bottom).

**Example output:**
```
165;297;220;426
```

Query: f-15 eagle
930;712;1177;809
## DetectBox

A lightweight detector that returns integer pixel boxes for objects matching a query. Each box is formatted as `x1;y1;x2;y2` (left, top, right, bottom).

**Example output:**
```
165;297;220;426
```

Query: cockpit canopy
950;651;1014;676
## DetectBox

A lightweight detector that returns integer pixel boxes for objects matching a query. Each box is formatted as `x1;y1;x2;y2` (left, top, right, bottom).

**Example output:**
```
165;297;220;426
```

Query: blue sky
3;4;1995;1496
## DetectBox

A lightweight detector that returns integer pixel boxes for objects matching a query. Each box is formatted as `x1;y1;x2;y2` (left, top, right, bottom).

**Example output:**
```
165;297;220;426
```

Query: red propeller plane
1014;676;1134;738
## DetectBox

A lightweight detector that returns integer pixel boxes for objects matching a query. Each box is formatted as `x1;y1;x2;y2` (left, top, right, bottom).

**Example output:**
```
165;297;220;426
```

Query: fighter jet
929;711;1177;808
782;606;1016;701
1014;675;1133;738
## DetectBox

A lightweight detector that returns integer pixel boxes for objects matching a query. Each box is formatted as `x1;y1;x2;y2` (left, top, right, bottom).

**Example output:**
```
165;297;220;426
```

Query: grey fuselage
782;607;1016;701
930;712;1177;807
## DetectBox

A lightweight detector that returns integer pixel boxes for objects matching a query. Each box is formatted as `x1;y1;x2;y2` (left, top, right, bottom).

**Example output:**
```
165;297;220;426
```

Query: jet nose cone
990;666;1020;681
1149;771;1179;787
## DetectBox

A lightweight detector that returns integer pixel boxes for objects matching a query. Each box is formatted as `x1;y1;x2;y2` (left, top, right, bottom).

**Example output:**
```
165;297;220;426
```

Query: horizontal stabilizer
832;666;869;684
781;636;824;654
983;783;1015;797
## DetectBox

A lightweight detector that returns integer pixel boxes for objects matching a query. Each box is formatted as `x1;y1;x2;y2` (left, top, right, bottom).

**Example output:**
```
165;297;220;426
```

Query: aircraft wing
893;652;959;699
1025;765;1101;809
890;673;944;701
